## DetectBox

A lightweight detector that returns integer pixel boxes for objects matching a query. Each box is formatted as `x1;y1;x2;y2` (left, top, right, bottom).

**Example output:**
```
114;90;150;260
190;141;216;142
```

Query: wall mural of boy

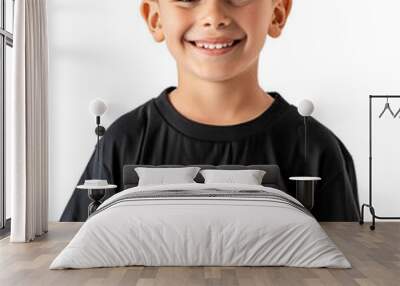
60;0;360;222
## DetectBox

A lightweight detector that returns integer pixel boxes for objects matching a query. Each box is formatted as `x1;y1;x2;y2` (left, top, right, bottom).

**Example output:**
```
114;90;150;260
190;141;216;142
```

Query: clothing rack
360;95;400;230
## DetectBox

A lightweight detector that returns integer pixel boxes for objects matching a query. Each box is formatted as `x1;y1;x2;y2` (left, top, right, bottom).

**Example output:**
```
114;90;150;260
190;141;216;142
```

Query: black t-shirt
60;86;360;222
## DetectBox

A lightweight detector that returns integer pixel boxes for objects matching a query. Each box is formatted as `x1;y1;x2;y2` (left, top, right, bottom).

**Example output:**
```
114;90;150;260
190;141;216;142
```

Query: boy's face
140;0;292;82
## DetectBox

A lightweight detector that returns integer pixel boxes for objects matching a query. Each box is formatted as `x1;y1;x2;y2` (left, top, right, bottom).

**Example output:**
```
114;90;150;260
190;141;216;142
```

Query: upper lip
186;37;244;44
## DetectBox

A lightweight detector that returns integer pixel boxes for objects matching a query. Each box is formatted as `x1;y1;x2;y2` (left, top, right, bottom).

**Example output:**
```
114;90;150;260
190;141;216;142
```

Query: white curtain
10;0;49;242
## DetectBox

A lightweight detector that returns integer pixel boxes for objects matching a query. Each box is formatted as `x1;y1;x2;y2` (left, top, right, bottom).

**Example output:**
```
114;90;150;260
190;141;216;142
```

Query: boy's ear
268;0;292;38
140;0;165;42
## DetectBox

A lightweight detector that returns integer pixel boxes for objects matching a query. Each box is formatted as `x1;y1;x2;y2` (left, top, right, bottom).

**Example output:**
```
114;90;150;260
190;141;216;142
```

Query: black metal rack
360;95;400;230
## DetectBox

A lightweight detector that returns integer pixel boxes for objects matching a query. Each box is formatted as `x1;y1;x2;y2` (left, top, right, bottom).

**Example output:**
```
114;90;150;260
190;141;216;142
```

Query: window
0;0;14;234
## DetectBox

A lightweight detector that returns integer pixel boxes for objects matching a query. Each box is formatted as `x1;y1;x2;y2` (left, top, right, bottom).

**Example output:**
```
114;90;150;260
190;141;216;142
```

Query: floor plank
0;222;399;286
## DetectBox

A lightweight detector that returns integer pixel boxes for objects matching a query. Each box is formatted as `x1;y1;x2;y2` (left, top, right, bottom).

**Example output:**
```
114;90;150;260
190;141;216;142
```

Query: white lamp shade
89;98;107;116
298;99;314;116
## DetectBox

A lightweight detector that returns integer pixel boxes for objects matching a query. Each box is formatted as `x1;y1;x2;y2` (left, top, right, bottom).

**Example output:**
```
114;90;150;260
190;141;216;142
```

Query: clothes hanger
379;97;395;118
393;105;400;118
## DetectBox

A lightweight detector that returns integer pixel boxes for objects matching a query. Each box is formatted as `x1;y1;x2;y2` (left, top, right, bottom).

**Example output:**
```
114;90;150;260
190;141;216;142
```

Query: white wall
47;0;400;221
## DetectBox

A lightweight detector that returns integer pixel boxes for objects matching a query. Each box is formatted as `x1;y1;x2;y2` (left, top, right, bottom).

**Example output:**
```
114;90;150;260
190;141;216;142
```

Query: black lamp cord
304;116;307;172
96;116;100;172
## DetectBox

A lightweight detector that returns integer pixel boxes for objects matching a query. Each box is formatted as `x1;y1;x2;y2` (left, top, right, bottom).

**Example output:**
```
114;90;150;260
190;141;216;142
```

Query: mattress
50;183;351;269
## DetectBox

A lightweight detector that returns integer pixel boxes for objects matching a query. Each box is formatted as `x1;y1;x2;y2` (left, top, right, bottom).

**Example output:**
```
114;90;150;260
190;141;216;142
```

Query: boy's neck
169;63;275;126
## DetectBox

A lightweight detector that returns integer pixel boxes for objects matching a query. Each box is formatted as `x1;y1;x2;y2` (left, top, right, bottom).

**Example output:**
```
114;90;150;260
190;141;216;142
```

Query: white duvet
50;183;351;269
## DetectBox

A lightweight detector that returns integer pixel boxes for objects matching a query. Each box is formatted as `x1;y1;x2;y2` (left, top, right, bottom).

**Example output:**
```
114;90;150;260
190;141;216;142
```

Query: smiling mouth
186;39;243;49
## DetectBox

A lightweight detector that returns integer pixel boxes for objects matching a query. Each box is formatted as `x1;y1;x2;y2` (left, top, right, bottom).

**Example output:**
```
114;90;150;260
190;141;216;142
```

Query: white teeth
194;41;235;49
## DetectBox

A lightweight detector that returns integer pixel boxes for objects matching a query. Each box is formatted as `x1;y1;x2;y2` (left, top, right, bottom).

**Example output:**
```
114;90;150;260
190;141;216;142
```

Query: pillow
135;166;201;186
200;169;266;185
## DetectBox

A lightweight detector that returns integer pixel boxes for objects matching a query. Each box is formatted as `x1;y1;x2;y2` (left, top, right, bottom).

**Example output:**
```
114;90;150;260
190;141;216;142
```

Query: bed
49;164;351;269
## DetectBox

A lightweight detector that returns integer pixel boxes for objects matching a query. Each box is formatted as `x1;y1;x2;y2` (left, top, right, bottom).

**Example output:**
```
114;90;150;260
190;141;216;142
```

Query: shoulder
102;97;156;144
282;104;343;147
306;116;354;181
310;116;350;160
283;103;352;167
283;102;345;153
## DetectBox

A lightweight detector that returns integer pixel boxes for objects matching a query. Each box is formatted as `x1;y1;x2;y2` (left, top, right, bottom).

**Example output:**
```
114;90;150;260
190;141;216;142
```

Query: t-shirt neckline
154;86;290;142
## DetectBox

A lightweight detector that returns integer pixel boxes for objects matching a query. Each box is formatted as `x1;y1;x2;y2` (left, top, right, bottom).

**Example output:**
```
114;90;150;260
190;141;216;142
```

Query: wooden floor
0;222;399;286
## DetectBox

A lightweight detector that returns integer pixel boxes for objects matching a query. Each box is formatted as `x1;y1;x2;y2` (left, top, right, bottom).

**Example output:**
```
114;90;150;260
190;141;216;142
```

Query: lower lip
186;39;243;56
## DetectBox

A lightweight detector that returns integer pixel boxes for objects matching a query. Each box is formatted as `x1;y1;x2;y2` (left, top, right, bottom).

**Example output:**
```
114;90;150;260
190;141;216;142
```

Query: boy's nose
200;0;232;29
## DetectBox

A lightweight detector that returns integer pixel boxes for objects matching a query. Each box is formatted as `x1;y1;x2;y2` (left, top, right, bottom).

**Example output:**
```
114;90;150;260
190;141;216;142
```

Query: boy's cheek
160;13;191;40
